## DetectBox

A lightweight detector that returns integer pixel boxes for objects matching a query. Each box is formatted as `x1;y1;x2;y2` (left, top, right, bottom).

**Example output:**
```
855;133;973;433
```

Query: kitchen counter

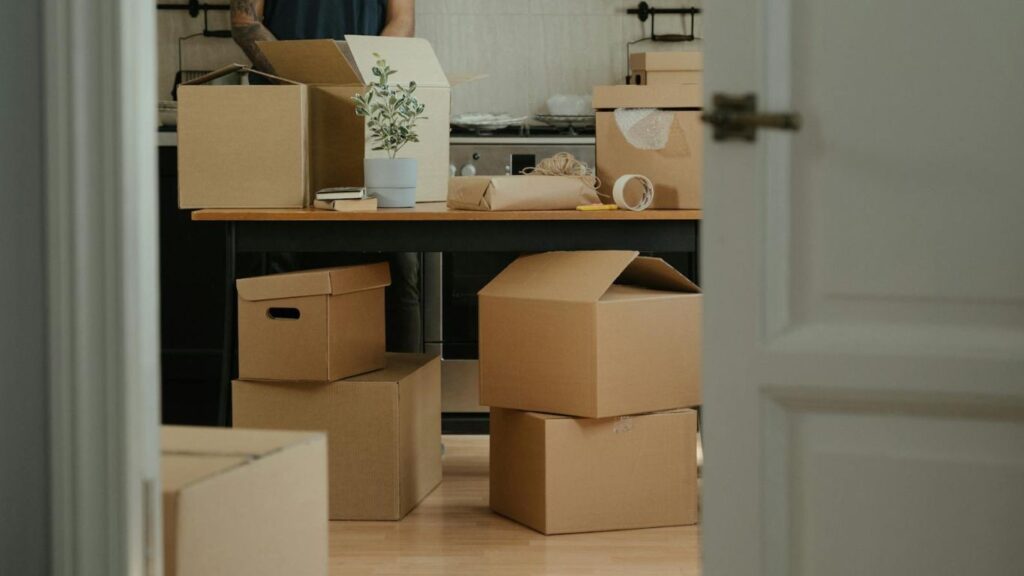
160;131;596;147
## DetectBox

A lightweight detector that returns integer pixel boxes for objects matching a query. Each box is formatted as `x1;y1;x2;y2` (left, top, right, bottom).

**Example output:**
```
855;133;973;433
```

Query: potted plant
352;53;428;208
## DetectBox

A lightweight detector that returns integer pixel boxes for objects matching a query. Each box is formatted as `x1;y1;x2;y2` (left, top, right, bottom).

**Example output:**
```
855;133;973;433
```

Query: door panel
703;0;1024;575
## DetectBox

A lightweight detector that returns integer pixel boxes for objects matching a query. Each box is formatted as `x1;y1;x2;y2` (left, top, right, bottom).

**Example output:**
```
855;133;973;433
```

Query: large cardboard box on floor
258;36;452;203
161;425;327;576
479;251;701;419
237;263;390;382
628;51;703;87
233;353;442;520
490;407;699;535
178;36;451;208
593;84;702;209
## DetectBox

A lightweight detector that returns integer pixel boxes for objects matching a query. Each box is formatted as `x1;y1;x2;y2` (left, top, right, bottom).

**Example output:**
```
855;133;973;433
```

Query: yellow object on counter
576;204;618;211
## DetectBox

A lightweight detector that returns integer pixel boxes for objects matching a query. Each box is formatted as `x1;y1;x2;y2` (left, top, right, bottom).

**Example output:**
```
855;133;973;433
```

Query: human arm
380;0;415;37
230;0;277;73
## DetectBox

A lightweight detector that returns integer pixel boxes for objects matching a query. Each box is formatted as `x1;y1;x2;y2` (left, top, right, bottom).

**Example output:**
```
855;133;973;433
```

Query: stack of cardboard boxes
595;51;704;210
480;251;702;534
229;263;443;520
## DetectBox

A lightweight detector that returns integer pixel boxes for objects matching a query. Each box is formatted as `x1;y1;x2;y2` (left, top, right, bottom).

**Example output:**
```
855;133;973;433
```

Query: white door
701;1;1024;575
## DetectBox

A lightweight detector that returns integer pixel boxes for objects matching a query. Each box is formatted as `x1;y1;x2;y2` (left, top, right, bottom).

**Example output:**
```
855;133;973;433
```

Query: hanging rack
627;1;701;42
157;1;230;18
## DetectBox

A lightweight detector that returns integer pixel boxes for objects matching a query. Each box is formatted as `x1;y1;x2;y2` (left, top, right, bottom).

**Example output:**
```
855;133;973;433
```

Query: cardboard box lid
478;251;699;303
258;36;449;88
161;426;322;493
342;352;438;383
518;406;692;422
593;84;702;110
180;63;302;87
236;262;391;302
629;51;703;72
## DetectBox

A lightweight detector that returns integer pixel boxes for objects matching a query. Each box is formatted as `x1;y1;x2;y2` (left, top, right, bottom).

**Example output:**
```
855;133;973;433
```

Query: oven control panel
450;142;596;177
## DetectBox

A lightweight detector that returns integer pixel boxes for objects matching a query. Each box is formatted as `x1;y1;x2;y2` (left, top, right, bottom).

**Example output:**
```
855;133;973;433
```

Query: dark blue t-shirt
264;0;388;40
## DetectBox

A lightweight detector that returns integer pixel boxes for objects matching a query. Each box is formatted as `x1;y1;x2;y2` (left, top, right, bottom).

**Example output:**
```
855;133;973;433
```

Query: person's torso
263;0;389;40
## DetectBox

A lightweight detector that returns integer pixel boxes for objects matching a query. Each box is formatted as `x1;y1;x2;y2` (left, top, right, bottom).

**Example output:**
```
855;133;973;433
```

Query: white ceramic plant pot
364;157;418;208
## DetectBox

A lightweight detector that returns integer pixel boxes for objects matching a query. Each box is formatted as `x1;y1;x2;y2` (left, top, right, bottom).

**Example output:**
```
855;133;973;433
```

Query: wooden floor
329;435;701;576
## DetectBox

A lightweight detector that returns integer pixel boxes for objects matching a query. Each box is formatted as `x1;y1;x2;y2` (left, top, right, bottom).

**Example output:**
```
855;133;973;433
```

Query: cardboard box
628;51;703;87
594;84;703;209
479;251;701;419
258;36;452;203
162;425;327;576
232;353;442;520
489;407;699;535
629;51;703;72
237;263;390;382
178;65;311;208
178;36;453;208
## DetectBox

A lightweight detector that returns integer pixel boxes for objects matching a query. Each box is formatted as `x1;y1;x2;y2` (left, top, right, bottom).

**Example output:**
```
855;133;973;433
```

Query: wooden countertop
191;203;703;222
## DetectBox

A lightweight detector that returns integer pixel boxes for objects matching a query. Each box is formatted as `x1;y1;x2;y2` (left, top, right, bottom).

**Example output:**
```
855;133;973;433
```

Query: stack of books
313;187;378;211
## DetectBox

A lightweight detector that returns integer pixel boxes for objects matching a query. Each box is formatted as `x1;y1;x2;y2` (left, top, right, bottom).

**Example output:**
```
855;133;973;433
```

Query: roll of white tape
612;174;655;211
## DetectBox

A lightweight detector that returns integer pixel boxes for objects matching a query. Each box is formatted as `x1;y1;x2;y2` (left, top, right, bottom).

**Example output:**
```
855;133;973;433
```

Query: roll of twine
520;152;603;191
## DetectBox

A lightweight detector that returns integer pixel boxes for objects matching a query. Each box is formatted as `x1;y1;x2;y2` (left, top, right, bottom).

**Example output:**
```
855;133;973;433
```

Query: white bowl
546;94;593;116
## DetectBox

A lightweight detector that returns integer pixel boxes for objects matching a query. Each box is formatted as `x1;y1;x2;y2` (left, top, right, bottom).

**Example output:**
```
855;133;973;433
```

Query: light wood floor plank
329;435;701;575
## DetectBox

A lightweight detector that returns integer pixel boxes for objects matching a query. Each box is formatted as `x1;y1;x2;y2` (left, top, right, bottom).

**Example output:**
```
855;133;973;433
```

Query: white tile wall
156;0;703;114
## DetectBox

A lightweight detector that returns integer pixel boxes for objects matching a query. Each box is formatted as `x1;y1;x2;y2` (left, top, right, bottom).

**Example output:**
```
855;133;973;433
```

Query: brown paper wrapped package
447;175;601;211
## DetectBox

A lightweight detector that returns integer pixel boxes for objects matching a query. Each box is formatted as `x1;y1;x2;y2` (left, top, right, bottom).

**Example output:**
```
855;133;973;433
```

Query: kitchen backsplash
157;0;702;115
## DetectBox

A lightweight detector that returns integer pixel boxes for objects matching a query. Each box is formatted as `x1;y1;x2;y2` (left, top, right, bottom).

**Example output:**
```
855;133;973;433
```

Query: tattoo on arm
230;0;277;73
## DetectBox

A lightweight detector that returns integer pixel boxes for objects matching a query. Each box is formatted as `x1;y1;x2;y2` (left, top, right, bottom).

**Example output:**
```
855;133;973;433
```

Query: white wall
0;0;50;574
156;0;702;114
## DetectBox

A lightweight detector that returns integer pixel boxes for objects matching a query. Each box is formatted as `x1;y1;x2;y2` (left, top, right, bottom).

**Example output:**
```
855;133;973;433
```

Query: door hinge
701;93;801;141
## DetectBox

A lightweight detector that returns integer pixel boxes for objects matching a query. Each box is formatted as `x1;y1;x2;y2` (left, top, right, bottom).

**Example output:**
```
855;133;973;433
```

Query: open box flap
447;72;489;87
617;257;701;293
257;39;363;85
236;263;392;302
345;35;450;88
181;63;301;86
478;251;640;303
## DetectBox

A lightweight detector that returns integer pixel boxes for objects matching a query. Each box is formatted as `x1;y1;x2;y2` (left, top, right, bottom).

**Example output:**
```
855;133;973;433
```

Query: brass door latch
701;93;801;141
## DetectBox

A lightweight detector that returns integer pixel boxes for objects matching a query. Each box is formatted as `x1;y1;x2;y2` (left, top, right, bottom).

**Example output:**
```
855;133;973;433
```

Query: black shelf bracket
157;1;230;18
627;1;701;42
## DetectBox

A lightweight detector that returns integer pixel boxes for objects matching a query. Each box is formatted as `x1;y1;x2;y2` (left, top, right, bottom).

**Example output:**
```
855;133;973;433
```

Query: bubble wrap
613;108;675;150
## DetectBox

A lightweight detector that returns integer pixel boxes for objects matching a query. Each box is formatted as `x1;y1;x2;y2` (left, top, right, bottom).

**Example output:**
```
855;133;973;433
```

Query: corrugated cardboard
178;65;311;209
629;69;703;87
629;51;703;72
592;84;702;110
232;353;442;520
258;36;452;203
479;251;701;418
236;263;390;382
489;408;699;535
627;52;703;87
593;84;702;209
162;425;327;576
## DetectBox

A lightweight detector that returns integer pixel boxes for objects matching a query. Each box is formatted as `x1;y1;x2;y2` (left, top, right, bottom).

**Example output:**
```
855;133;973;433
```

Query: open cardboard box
490;407;699;535
178;36;454;208
479;251;701;419
593;84;703;210
162;425;327;576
